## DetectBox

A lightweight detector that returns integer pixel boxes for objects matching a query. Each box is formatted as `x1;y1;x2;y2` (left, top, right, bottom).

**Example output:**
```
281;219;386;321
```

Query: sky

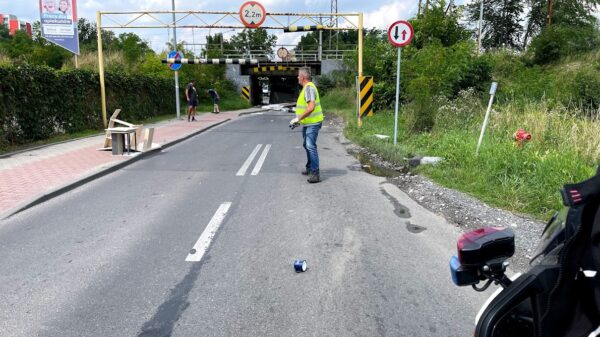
0;0;471;52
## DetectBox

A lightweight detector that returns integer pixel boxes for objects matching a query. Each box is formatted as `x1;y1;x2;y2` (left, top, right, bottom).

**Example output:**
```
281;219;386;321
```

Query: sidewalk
0;109;259;219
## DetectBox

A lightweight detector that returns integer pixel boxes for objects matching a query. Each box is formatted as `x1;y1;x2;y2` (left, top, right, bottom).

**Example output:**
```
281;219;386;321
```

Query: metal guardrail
182;43;357;61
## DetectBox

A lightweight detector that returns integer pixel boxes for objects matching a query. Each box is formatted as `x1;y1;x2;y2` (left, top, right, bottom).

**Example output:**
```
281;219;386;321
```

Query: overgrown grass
197;95;250;113
323;87;598;220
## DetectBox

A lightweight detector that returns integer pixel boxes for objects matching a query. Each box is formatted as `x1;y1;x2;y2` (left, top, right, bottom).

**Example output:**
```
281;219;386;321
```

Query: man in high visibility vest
290;67;324;183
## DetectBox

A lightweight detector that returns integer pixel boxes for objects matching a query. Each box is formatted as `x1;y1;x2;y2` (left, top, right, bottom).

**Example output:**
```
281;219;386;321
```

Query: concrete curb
1;118;231;220
237;107;267;116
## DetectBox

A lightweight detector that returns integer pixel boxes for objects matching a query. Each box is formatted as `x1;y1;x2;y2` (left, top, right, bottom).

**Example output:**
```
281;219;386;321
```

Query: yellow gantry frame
96;10;364;127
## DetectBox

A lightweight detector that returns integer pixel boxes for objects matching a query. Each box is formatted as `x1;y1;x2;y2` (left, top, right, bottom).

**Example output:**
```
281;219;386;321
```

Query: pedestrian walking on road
207;88;220;114
186;79;198;122
290;67;324;184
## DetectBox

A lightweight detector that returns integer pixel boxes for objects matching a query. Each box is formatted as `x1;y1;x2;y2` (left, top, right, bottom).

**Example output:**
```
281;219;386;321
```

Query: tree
204;33;233;58
30;44;70;69
524;0;600;58
78;18;98;51
75;18;119;52
467;0;524;50
524;0;600;44
550;0;600;27
0;25;10;43
522;0;546;47
411;0;471;49
116;32;151;64
230;28;277;58
5;30;34;60
295;31;358;55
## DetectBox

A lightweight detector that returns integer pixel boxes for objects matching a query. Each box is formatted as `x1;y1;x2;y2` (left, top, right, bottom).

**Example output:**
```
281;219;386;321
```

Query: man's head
298;67;311;85
190;79;195;85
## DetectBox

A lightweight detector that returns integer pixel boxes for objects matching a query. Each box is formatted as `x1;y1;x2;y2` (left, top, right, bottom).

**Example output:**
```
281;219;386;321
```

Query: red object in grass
513;129;532;147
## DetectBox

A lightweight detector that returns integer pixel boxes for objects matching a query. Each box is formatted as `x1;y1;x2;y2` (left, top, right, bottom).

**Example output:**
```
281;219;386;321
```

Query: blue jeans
302;123;322;174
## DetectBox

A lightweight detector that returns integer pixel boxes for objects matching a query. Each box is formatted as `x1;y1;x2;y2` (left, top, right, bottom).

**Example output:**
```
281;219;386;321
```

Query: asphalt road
0;110;489;337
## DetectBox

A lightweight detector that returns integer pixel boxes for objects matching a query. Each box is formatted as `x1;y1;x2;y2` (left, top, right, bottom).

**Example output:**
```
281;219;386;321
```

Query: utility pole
418;0;423;16
445;0;454;15
330;0;338;52
477;0;484;55
172;0;181;120
546;0;554;25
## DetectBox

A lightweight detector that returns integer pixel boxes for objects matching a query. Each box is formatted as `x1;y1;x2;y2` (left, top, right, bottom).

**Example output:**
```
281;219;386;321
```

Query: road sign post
476;82;498;156
387;20;414;145
168;51;183;119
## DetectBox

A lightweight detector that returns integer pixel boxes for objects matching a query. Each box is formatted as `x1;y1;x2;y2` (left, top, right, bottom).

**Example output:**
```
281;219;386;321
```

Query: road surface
0;110;487;337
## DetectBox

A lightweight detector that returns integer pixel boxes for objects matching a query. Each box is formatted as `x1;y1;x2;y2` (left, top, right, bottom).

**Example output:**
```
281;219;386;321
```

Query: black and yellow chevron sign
241;86;250;101
252;65;297;74
359;76;374;119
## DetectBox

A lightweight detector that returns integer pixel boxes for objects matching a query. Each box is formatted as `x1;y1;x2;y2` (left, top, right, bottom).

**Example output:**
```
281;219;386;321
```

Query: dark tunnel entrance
251;75;299;105
242;62;321;106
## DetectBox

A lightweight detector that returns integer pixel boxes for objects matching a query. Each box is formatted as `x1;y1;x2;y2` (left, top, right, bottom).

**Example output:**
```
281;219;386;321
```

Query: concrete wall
320;60;344;76
225;65;250;91
314;60;344;85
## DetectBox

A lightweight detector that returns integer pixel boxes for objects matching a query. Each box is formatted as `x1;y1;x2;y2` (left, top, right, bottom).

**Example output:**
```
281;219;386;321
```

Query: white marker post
476;82;498;156
387;21;414;145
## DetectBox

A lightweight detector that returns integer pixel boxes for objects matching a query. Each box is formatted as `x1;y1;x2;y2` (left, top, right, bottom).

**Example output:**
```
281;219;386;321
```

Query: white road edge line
185;202;232;262
236;144;262;176
251;144;271;176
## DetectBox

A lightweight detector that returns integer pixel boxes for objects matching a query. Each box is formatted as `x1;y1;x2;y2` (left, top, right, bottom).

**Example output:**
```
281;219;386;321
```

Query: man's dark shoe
307;173;321;183
301;169;310;175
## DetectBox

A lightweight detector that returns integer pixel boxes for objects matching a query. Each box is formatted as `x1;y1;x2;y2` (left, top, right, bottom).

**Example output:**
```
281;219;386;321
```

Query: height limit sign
387;20;414;145
240;1;267;28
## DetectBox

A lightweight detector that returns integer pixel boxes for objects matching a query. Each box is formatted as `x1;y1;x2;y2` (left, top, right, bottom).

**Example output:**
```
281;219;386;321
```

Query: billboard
39;0;79;54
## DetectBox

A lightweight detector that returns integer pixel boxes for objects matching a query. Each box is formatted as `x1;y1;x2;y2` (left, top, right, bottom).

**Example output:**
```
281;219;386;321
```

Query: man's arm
299;101;315;121
185;87;189;101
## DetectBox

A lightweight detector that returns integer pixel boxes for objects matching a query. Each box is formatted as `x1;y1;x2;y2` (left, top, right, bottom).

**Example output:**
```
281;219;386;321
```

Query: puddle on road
406;221;427;234
380;187;411;219
348;150;405;178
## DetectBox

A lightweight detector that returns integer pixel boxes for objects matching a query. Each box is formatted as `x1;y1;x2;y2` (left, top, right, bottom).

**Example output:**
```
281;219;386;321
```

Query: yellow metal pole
357;13;363;127
96;12;107;128
358;12;363;76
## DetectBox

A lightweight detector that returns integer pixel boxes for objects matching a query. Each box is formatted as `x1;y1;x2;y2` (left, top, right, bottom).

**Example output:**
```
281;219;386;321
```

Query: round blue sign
168;50;183;71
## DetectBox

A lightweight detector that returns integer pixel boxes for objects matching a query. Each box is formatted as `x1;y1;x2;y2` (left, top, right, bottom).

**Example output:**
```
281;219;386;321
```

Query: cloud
363;1;416;30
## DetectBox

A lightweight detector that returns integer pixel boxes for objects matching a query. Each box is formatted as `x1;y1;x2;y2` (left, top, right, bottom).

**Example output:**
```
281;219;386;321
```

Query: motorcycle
450;169;600;337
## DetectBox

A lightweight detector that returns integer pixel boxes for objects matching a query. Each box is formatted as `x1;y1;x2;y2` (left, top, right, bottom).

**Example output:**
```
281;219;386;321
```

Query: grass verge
323;87;597;220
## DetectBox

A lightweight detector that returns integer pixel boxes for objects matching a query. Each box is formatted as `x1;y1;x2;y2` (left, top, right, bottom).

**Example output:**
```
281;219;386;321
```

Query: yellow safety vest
296;82;323;125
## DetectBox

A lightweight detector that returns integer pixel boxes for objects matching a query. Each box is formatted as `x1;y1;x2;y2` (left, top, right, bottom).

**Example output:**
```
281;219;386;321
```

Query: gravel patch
327;116;547;273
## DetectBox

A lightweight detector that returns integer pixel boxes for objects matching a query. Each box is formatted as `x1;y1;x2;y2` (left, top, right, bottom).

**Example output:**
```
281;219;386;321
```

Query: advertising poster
39;0;80;54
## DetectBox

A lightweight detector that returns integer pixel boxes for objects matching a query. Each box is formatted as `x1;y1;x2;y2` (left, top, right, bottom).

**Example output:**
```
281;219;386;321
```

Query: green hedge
0;64;174;149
